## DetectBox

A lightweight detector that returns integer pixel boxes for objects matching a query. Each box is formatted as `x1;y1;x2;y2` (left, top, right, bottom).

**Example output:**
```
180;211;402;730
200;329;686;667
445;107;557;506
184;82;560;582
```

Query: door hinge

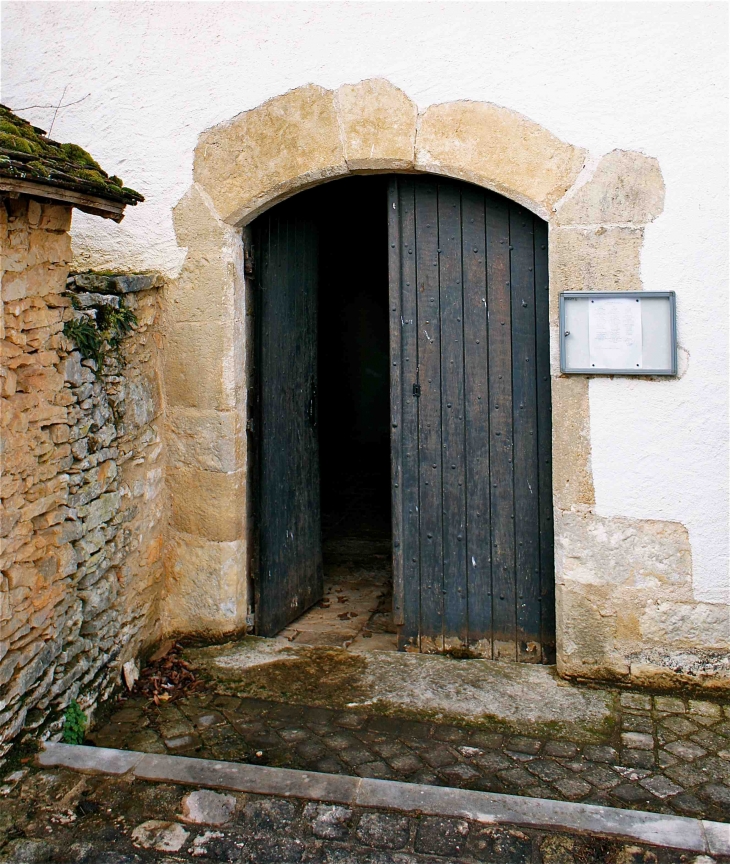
412;383;421;398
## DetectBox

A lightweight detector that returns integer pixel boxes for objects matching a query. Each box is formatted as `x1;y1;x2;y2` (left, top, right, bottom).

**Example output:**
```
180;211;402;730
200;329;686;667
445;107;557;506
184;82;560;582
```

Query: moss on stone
0;104;143;205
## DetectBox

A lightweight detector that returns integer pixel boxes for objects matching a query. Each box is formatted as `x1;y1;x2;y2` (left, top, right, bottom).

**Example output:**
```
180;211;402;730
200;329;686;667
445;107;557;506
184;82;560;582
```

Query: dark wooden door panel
255;205;322;637
438;181;468;650
414;178;444;653
485;194;516;660
388;175;554;661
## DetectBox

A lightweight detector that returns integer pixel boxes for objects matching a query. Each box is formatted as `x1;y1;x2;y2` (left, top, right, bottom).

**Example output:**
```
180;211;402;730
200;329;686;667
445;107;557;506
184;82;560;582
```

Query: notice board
560;292;677;376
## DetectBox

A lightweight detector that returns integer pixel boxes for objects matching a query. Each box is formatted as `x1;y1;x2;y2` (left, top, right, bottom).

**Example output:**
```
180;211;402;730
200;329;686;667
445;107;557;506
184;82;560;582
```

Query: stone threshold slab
39;743;729;856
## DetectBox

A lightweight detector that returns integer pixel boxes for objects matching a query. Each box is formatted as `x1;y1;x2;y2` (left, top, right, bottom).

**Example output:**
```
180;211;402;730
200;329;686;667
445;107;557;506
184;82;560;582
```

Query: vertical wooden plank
533;218;555;663
485;193;516;660
461;186;492;656
415;178;444;652
509;205;541;662
392;178;421;648
437;181;468;649
388;178;405;629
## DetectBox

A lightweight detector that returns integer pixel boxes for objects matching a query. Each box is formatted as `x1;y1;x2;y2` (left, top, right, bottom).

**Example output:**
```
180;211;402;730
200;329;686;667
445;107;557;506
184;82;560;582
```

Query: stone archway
162;79;671;686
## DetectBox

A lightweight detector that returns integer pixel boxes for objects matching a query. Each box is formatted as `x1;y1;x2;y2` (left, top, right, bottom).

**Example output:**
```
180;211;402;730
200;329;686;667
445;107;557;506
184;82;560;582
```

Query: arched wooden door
388;176;554;662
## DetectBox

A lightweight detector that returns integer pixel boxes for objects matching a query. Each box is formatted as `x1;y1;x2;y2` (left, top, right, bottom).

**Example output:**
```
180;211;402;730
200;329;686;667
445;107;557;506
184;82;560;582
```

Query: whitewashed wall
3;1;727;606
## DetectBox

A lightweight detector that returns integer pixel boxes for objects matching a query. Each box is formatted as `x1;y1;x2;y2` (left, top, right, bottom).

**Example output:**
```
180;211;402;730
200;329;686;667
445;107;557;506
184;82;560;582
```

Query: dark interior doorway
315;177;395;649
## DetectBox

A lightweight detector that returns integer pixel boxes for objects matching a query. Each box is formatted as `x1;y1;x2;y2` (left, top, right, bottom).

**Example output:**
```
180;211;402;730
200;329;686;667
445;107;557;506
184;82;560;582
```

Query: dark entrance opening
315;177;396;649
253;176;396;648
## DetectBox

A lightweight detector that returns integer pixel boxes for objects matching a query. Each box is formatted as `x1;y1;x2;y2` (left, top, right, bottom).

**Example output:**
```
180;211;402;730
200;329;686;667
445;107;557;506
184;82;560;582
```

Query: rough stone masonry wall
0;195;166;756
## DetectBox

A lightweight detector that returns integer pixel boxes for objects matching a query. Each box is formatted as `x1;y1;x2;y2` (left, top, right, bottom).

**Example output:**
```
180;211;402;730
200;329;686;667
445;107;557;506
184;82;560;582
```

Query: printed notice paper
588;297;642;370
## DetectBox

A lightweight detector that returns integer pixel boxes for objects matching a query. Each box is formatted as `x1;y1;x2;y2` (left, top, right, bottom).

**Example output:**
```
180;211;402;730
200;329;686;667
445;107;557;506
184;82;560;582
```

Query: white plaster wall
2;2;728;604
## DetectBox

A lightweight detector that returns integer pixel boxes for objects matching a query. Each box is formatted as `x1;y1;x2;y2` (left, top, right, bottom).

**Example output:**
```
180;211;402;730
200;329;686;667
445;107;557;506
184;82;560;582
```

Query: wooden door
254;203;323;636
388;176;554;662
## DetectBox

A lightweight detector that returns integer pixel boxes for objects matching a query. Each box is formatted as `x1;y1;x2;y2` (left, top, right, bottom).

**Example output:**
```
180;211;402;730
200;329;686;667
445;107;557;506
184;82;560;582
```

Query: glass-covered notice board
559;291;677;376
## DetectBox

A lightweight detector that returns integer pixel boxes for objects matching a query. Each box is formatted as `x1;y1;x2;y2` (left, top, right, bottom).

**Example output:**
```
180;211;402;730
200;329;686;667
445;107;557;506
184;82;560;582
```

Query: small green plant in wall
61;700;87;745
63;298;137;370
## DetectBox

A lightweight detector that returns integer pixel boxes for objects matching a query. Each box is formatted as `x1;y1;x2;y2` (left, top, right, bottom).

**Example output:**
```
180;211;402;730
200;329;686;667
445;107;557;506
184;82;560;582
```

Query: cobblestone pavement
0;767;725;863
87;688;730;824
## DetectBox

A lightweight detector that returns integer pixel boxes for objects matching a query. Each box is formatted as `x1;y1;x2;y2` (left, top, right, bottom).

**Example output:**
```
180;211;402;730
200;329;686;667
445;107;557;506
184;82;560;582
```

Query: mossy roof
0;105;143;206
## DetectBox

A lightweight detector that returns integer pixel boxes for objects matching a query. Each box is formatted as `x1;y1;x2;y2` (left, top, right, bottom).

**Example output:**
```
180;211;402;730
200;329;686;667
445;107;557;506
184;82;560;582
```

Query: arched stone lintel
194;79;595;226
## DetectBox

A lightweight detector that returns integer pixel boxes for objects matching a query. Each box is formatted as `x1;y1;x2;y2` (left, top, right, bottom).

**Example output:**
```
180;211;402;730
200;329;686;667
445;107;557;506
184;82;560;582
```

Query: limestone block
195;84;348;224
181;789;236;825
164;322;237;410
415;101;586;215
27;200;42;227
550;376;594;510
79;576;118;617
39;204;72;232
163;532;247;636
336;79;417;171
640;601;730;650
168;467;245;542
131;820;189;853
77;491;122;531
122;376;160;433
554;150;665;226
166;408;244;473
2;264;68;303
27;230;72;267
556;582;631;680
555;510;692;592
549;227;644;313
170;186;240;324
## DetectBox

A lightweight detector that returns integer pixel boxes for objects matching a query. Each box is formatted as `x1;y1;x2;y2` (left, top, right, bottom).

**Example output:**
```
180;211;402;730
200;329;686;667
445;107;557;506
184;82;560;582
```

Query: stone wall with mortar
0;195;166;755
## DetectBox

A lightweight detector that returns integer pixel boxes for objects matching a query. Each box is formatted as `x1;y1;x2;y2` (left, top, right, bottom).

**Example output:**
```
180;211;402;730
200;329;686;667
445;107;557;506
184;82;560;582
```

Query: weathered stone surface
72;272;163;294
308;803;353;839
168;467;245;542
194;84;348;225
640;601;730;649
181;789;236;825
555;149;665;226
166;408;243;473
170;185;240;325
336;78;417;171
188;637;614;740
550;376;594;510
554;511;721;686
556;511;692;591
131;819;189;851
415;100;586;215
164;322;237;410
355;811;410;849
164;533;247;636
549;226;644;301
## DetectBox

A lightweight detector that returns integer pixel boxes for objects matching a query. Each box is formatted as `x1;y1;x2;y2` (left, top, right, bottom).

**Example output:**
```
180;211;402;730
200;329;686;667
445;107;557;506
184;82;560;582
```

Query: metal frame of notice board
559;291;677;376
